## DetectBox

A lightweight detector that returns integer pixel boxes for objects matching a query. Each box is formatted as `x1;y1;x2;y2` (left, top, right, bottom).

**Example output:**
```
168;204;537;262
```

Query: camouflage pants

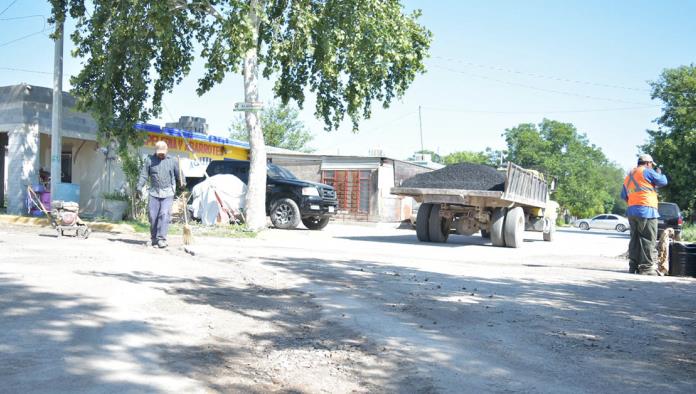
628;216;658;272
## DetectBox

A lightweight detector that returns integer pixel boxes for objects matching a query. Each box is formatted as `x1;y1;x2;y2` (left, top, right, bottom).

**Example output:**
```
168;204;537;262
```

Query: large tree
504;119;625;218
642;64;696;216
49;0;431;230
230;102;314;152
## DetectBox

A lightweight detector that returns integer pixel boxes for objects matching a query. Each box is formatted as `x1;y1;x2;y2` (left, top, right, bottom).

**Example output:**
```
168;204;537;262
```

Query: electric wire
432;56;651;92
0;27;47;47
0;0;19;17
0;14;43;21
0;66;52;75
419;105;661;115
431;64;653;106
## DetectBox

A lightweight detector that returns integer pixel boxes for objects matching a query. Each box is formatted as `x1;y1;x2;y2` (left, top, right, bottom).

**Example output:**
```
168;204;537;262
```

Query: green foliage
443;151;489;166
102;191;129;201
642;64;696;214
127;220;258;238
119;150;146;220
681;223;696;242
504;119;625;218
230;102;314;152
49;0;431;144
442;148;503;166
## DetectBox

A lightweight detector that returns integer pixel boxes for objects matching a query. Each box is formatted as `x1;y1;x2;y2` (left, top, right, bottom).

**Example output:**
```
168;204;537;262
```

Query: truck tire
416;203;433;242
428;204;450;243
504;207;525;248
270;198;301;229
302;216;330;230
490;208;507;247
543;218;555;242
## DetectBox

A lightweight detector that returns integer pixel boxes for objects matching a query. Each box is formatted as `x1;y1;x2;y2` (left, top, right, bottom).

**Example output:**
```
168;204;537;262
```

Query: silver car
575;214;629;232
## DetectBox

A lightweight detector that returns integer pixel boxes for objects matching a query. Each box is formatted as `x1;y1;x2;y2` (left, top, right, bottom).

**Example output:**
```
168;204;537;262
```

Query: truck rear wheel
504;207;525;248
428;204;450;243
490;208;507;247
416;203;433;242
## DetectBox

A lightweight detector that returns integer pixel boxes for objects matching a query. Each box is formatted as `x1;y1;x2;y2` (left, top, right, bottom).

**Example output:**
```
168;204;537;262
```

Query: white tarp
191;174;247;225
179;157;210;178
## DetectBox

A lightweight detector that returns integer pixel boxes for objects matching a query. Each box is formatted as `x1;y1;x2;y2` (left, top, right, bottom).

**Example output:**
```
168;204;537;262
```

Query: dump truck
391;162;558;248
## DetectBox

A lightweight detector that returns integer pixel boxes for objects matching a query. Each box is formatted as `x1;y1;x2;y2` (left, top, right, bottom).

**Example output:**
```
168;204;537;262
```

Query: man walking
137;141;182;248
621;154;668;275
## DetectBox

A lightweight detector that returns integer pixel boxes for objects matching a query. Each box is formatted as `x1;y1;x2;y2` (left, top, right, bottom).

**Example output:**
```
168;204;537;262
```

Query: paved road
1;223;694;393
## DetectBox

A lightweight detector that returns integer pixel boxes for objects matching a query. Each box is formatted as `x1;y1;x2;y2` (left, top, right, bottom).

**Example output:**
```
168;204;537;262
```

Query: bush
680;223;696;242
103;191;129;201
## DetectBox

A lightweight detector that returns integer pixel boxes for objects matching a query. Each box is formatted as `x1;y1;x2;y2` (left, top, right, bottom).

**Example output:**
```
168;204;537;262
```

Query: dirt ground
1;223;695;393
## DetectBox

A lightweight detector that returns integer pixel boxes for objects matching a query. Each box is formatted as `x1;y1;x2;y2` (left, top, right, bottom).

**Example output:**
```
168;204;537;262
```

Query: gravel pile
402;163;505;191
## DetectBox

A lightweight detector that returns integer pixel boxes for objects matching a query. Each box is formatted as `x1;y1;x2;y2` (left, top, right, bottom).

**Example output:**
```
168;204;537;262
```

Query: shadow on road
0;275;162;392
72;254;696;393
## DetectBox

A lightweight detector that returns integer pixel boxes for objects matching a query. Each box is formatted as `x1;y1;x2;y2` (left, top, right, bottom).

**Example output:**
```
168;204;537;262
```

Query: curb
0;214;136;234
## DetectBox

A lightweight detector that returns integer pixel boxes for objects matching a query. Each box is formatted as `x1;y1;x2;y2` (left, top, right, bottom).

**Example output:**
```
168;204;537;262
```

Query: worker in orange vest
621;154;668;275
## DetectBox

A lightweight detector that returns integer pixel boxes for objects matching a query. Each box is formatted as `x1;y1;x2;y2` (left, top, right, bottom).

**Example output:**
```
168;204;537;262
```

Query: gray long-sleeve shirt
137;154;181;198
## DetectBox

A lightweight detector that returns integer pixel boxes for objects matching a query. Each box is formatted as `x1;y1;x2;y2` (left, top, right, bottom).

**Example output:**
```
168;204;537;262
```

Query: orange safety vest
623;166;658;208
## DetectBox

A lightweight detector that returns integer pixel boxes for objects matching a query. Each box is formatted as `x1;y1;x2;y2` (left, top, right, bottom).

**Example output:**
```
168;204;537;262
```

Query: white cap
638;153;654;164
155;141;168;154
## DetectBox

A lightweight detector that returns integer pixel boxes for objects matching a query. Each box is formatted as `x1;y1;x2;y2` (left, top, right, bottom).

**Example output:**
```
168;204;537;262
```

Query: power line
431;64;653;106
420;105;661;115
0;14;44;21
0;66;52;75
360;110;418;134
432;56;650;92
0;0;19;17
0;27;47;48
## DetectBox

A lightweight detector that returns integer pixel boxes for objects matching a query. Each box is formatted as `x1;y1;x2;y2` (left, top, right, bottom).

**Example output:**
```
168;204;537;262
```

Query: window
322;169;372;215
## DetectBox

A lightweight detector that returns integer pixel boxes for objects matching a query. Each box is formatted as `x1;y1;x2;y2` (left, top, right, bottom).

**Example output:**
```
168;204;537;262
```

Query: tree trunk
243;0;267;231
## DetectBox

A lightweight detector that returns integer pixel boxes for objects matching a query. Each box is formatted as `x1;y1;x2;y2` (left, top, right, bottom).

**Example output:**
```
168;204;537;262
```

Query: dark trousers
148;195;174;242
628;216;658;271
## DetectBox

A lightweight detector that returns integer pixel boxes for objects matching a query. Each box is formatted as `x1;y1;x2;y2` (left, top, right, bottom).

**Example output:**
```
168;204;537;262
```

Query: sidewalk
0;214;137;233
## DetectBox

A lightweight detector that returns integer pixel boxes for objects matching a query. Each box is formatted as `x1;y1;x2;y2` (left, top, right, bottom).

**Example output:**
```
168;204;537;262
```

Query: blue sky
1;0;694;169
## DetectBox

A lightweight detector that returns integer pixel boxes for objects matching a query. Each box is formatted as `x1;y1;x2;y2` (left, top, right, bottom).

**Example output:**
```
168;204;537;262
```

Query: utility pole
50;20;64;198
418;105;424;154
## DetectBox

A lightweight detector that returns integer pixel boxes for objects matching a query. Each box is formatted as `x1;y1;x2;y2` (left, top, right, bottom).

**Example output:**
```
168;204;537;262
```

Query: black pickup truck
196;159;338;230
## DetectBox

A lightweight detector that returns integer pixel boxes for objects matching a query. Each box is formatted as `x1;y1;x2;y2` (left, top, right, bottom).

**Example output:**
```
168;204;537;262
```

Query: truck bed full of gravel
402;163;505;191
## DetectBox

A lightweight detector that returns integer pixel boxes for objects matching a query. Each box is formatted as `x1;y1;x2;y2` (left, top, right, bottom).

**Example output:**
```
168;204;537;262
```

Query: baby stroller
27;186;91;238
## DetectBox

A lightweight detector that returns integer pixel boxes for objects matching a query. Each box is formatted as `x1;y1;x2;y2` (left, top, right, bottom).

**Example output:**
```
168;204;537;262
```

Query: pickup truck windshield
267;164;297;180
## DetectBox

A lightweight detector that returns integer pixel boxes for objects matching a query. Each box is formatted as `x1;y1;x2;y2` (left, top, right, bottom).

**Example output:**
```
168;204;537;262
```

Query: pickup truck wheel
416;203;433;242
428;204;450;243
504;207;525;248
490;208;507;247
302;216;330;230
270;198;301;229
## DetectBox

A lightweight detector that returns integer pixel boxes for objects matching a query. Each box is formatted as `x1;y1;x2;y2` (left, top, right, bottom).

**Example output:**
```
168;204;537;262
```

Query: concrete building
268;152;432;222
0;84;249;217
0;84;106;215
